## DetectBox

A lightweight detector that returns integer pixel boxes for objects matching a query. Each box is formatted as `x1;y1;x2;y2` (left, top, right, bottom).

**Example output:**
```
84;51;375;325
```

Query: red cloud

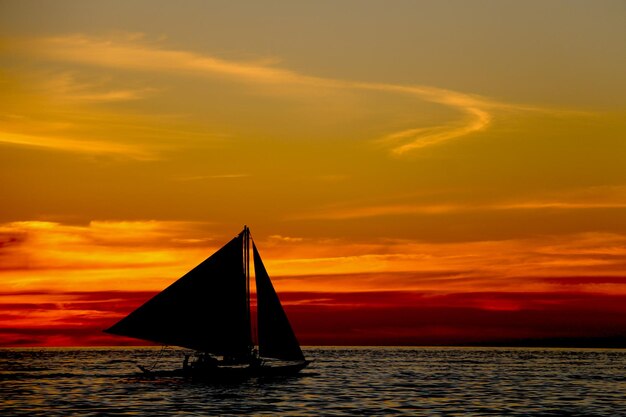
1;290;625;347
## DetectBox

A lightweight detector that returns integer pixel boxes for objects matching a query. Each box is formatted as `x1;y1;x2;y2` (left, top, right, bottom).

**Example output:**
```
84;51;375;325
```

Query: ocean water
1;347;624;416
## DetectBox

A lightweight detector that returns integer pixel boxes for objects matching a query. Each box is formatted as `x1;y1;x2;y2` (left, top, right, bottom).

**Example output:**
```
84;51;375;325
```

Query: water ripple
0;347;624;416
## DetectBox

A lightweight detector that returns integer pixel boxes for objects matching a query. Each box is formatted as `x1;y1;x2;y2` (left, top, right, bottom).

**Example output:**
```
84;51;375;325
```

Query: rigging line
148;345;168;371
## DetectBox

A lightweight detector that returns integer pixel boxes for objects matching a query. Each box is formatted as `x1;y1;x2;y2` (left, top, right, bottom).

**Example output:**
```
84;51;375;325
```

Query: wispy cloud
4;288;626;346
1;219;625;298
24;34;319;86
0;97;209;159
42;72;156;103
174;174;250;181
294;187;626;220
294;204;458;220
0;130;154;159
360;83;494;154
12;33;535;155
0;220;242;303
268;235;305;243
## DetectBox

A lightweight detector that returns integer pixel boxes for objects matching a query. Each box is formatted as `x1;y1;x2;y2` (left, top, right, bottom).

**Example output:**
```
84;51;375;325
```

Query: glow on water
1;347;625;416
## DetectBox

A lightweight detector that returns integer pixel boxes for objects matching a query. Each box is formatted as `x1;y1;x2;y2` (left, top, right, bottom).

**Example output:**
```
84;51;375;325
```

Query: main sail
253;243;305;361
105;231;251;356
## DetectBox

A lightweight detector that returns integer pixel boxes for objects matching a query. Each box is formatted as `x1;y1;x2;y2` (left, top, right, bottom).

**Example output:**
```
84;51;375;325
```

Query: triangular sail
253;243;305;361
105;232;251;356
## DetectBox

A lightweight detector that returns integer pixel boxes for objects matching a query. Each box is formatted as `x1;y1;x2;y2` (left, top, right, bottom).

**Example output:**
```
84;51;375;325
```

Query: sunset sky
1;1;626;346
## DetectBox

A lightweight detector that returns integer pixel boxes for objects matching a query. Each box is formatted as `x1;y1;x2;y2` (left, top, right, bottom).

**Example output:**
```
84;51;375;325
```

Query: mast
244;225;251;351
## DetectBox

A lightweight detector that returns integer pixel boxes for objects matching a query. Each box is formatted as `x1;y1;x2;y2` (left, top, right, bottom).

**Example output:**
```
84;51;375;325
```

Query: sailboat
104;226;309;378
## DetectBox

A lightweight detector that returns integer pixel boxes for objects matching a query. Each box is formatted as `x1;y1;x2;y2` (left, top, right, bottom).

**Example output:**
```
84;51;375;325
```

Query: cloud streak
2;219;626;346
174;174;250;181
361;83;494;154
41;72;156;103
295;194;626;220
2;220;626;295
0;130;154;159
12;33;522;155
2;289;626;346
0;220;220;291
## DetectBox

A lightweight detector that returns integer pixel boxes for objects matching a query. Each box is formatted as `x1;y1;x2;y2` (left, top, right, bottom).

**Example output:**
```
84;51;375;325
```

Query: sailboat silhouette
105;226;309;378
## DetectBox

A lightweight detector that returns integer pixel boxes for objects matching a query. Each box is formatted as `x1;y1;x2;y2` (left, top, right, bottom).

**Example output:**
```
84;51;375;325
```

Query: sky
1;0;626;346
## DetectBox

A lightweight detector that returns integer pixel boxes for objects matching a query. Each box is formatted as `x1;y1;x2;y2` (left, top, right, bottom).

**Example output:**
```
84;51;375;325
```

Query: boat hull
139;360;310;380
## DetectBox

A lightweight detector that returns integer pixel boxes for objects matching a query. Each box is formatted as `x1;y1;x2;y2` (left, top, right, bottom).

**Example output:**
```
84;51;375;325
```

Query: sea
1;347;624;416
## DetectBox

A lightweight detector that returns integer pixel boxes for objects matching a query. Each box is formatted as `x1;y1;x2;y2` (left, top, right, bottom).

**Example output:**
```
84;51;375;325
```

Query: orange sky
1;1;626;346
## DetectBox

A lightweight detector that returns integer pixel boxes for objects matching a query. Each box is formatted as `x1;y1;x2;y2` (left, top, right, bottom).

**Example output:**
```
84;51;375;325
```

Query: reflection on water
1;347;624;416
